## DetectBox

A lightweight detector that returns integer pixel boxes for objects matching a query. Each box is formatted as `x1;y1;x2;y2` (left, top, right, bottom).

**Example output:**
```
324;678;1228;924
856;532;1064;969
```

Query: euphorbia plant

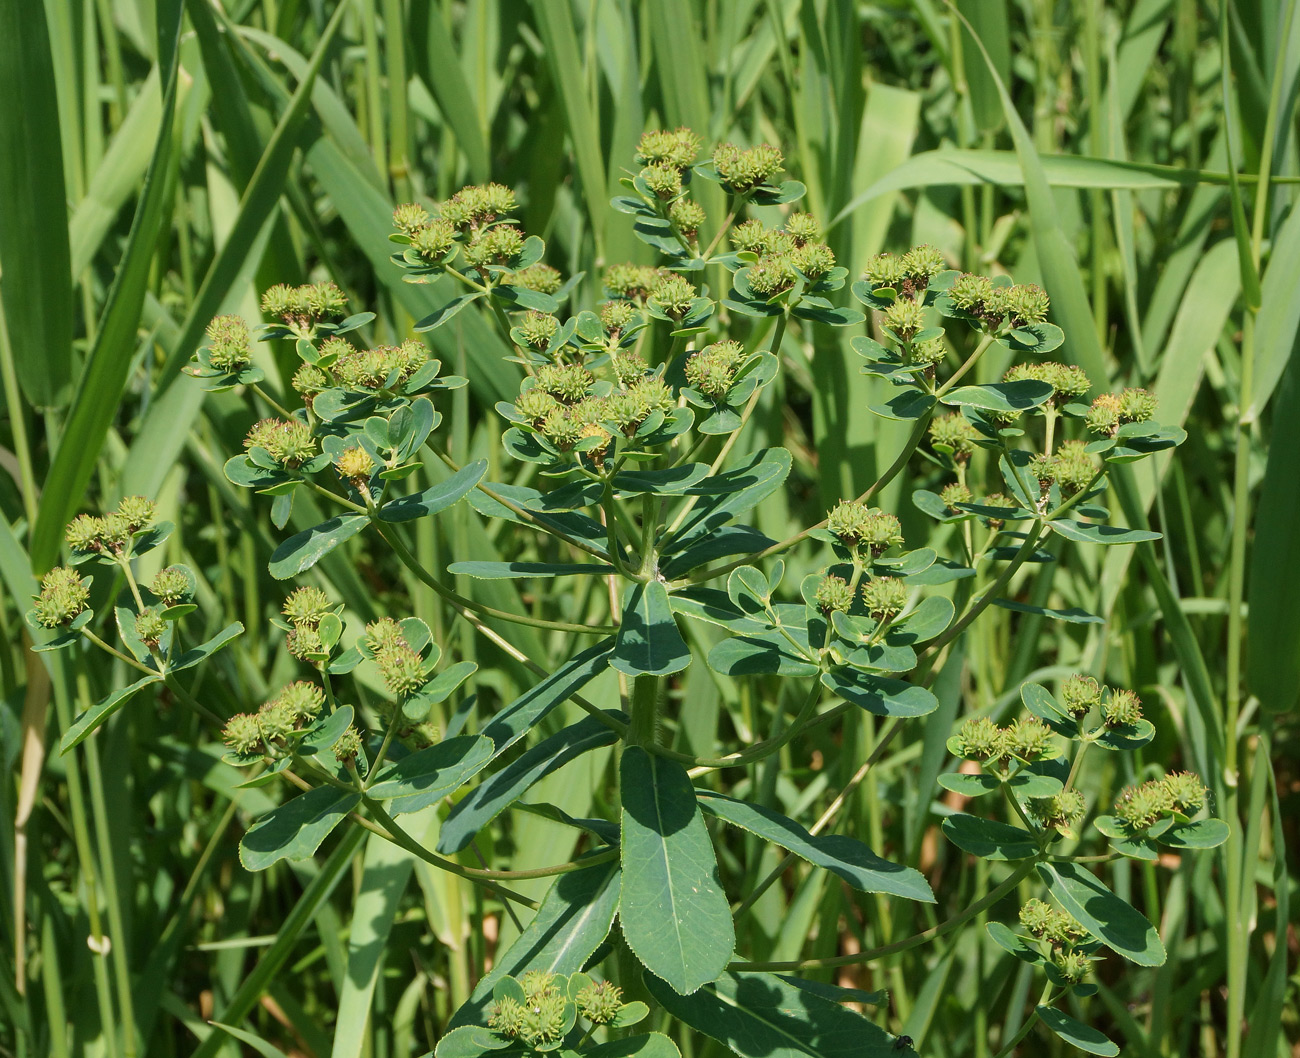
40;130;1224;1058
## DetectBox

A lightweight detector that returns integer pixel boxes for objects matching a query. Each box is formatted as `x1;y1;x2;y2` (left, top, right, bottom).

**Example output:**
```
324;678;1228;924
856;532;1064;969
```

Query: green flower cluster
261;282;348;327
1112;772;1207;831
32;568;91;628
928;413;978;460
825;501;903;556
66;496;158;556
812;573;907;621
1019;899;1093;984
245;418;317;468
221;681;327;757
732;214;836;296
392;183;534;277
946;275;1050;329
953;715;1055;764
315;338;430;392
712;141;784;192
1085;387;1157;436
684;340;745;400
1004;361;1091;402
862;245;948;299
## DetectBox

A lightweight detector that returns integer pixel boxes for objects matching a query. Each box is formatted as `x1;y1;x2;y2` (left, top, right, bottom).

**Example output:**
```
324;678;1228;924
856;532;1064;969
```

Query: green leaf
697;791;933;902
1048;520;1161;546
936;773;1001;798
990;598;1104;624
612;582;691;677
708;633;818;678
579;1034;681;1058
169;622;245;672
887;596;955;643
268;514;369;579
60;674;163;753
0;0;72;407
1249;352;1300;712
479;639;615;756
1158;818;1229;849
941;814;1039;861
438;714;621;854
663;448;793;553
620;748;734;994
414;292;486;331
402;662;477;722
209;1023;292;1058
449;858;621;1029
366;735;494;816
646;970;902;1058
434;1026;518;1058
820;670;938;718
986;922;1045;965
940;380;1054;412
1037;861;1165;966
378;460;487;522
239;786;361;871
26;7;183;571
613;464;711;495
447;561;615;579
1037;1006;1119;1056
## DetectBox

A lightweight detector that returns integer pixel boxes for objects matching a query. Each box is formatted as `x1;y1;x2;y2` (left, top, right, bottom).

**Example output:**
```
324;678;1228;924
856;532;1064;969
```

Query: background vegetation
0;0;1296;1056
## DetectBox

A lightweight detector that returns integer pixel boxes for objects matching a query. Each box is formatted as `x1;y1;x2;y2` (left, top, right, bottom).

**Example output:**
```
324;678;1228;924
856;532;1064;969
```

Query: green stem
80;630;156;677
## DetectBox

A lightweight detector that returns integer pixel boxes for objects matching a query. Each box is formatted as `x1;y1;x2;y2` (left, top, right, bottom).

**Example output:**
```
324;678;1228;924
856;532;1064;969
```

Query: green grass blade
0;0;74;407
27;5;182;573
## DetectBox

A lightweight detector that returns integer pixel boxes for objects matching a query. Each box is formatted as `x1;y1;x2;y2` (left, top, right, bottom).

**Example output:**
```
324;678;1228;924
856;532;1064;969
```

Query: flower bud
519;311;560;349
66;514;105;554
365;617;408;654
223;713;263;756
134;608;167;646
649;274;697;318
1118;387;1157;423
902;244;946;285
1005;717;1052;760
1031;790;1085;830
283;586;332;629
731;219;771;254
1019;899;1086;947
882;296;924;340
292;363;329;404
511;263;563;294
1102;688;1143;728
33;567;91;628
669;198;707;239
577;980;624;1024
814;574;855;614
641;161;682;198
515;388;560;426
1085;393;1122;435
392;202;431;235
1060;674;1101;718
956;717;1005;761
784;213;819;246
1162;771;1206;814
336;446;375;484
1005;284;1050;324
1113;779;1174;830
287;626;324;661
603;263;662;300
205;315;253;372
826;501;903;555
274;681;325;722
115;496;157;534
464;224;524;267
863;252;906;289
746;256;796;296
412;219;457;262
792;242;835;279
151;567;191;605
713;142;784;192
929;413;978;459
636;127;702;169
860;576;907;620
536;363;593;404
940;482;972;510
1053;949;1092;985
332;725;363;763
602;303;638;337
541;409;585;450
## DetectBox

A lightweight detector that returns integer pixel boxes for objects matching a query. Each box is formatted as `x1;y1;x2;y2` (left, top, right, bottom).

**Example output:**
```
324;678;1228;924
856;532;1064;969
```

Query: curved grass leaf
438;714;621;854
612;581;691;677
268;514;369;579
377;460;488;522
1037;861;1165;966
697;791;933;901
239;786;361;871
60;674;163;753
450;858;621;1029
620;748;734;995
647;970;904;1058
991;598;1104;624
365;734;494;816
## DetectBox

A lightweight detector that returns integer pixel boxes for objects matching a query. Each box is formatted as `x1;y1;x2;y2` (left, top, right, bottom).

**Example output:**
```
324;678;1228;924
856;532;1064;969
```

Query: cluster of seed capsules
480;971;635;1053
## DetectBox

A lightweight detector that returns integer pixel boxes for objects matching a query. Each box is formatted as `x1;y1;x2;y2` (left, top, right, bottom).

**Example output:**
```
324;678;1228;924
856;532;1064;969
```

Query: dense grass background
1;1;1296;1056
